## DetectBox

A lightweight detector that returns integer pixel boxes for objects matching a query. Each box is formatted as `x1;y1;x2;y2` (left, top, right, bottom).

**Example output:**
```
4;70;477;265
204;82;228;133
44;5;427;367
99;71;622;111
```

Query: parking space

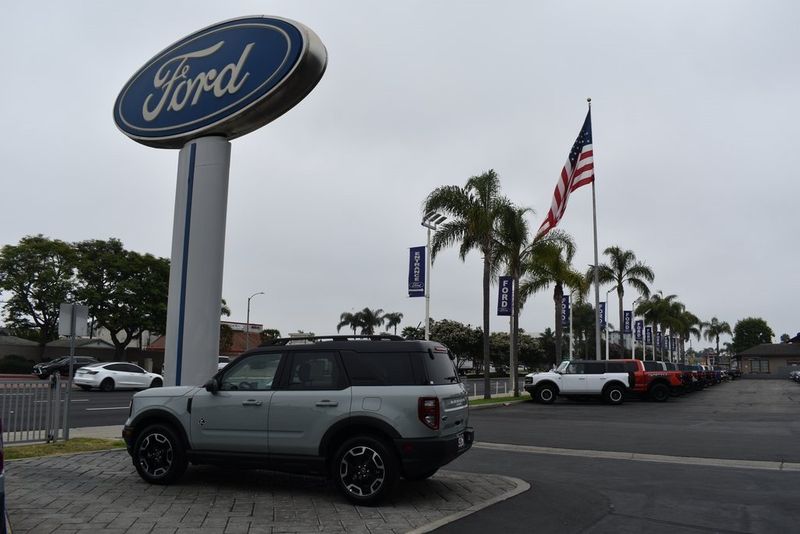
5;450;527;534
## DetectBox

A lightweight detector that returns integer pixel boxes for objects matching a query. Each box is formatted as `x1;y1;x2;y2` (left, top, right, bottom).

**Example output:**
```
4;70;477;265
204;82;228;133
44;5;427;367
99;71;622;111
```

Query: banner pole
425;227;431;341
568;293;573;359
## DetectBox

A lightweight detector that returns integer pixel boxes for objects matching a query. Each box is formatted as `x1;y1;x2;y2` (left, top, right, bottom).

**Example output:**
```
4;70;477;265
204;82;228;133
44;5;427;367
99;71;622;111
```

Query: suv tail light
418;397;440;430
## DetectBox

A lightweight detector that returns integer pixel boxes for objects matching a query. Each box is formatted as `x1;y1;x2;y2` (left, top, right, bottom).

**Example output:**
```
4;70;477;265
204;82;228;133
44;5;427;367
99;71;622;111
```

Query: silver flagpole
589;98;601;360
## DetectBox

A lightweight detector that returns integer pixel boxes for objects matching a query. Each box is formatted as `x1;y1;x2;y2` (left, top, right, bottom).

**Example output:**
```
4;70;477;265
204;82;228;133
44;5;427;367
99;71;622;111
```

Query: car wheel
78;385;92;391
333;435;398;505
150;378;163;388
603;383;625;405
535;383;557;404
100;378;115;392
649;383;670;402
133;424;187;485
404;468;438;481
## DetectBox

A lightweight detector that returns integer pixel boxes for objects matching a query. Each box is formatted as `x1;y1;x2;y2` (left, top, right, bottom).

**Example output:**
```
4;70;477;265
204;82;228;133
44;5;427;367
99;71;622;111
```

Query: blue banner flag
599;302;606;329
645;326;653;345
670;336;676;351
497;276;513;316
407;246;425;297
656;331;662;349
634;319;643;341
623;311;632;334
561;295;570;326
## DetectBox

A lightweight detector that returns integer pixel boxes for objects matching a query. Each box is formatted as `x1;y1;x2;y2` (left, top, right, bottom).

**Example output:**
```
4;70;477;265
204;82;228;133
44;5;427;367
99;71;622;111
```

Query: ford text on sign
114;16;327;148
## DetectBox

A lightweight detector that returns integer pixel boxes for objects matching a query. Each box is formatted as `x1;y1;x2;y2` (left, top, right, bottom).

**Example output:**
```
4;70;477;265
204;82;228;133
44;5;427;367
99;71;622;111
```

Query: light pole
421;212;446;341
245;291;265;351
605;286;616;360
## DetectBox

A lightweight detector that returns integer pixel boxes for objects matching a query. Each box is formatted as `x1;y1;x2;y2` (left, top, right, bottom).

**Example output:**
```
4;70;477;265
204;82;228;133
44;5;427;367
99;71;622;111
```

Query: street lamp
421;211;446;341
245;291;265;351
605;285;616;360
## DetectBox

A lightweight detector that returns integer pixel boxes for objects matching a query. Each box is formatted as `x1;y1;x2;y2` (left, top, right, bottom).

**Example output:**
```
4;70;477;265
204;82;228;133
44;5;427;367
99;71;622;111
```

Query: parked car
217;355;231;370
524;359;632;405
614;359;685;401
122;335;473;505
32;356;98;379
73;362;163;392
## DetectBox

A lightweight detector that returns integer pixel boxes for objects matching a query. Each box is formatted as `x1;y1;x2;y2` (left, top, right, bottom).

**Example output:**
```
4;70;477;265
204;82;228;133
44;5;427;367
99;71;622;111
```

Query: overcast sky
1;1;797;349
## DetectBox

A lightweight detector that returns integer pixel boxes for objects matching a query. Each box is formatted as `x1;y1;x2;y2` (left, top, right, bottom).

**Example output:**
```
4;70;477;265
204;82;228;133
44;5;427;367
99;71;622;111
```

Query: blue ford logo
114;16;327;149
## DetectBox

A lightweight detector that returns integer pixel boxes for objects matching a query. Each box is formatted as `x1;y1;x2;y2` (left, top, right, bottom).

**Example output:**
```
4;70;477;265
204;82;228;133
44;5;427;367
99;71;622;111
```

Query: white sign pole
164;136;231;386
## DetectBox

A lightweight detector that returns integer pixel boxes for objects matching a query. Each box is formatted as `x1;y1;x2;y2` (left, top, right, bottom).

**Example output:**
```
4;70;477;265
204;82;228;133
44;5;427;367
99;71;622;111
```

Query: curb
469;398;528;410
407;472;530;534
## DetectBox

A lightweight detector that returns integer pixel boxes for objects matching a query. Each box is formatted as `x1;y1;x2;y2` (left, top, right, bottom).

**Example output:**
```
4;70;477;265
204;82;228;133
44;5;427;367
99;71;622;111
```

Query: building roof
147;331;262;355
738;343;800;357
0;334;40;346
45;338;115;350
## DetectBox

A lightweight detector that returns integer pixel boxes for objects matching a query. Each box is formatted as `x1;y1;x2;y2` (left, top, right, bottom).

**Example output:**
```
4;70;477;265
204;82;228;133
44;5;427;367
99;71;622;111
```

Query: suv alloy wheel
333;435;398;505
603;383;625;405
133;424;187;485
534;383;557;404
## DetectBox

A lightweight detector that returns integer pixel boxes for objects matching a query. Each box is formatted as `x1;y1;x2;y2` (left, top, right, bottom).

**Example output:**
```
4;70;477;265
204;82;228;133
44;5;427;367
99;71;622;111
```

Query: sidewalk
6;448;529;534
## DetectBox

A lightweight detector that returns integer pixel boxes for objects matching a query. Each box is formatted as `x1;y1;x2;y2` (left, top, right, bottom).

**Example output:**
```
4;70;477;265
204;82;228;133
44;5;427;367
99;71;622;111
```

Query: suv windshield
556;361;569;373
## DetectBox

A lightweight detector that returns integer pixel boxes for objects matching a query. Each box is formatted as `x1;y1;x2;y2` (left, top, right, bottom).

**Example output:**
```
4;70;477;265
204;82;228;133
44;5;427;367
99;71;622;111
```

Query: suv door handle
316;400;339;407
241;400;263;406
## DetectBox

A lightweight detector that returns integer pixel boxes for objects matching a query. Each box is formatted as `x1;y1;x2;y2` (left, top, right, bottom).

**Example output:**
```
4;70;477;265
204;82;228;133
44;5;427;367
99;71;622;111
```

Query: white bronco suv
122;335;473;505
524;359;632;405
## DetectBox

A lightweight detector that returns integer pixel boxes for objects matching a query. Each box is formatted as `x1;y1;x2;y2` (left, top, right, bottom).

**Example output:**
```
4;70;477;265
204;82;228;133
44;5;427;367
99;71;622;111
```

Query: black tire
150;378;163;388
132;424;187;485
603;383;625;405
100;378;115;392
649;383;670;402
78;385;92;391
535;383;557;404
404;468;438;481
333;435;399;505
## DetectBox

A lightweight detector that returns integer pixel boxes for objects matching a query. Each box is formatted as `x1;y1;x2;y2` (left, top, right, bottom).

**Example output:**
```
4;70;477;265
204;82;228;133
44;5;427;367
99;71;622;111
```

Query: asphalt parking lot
5;378;800;533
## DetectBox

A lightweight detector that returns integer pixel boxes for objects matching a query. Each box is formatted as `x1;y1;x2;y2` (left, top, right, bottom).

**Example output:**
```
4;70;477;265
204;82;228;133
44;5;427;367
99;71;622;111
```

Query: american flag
537;110;594;237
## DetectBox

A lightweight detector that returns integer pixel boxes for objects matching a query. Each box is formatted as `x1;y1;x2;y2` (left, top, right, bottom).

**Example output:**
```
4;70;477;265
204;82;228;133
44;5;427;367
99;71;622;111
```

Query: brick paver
6;449;526;533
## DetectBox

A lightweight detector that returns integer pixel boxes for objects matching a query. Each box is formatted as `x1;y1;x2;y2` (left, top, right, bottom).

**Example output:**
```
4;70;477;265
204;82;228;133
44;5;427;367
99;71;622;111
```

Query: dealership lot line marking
475;442;800;472
85;406;129;411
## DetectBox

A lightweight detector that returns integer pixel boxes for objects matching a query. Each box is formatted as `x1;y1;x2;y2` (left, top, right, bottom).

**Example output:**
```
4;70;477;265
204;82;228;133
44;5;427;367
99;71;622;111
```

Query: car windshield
555;361;570;373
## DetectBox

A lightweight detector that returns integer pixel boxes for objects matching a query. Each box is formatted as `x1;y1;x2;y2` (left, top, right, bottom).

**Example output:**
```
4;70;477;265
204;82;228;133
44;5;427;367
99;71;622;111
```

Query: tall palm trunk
553;282;564;365
482;253;491;399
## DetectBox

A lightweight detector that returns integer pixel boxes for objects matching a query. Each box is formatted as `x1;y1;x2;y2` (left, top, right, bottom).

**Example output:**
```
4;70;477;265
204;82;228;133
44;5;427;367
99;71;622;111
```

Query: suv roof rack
260;334;405;346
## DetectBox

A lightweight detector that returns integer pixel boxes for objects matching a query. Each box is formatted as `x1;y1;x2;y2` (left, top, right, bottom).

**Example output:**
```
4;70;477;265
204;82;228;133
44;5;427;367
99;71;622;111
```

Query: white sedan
73;362;163;392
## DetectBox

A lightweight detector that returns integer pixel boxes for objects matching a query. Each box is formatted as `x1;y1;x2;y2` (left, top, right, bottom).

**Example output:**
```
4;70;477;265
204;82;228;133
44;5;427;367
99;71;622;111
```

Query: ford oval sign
114;16;327;148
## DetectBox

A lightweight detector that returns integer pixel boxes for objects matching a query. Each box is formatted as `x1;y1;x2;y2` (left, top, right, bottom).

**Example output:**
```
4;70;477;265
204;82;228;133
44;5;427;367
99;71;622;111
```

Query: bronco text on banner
408;246;426;297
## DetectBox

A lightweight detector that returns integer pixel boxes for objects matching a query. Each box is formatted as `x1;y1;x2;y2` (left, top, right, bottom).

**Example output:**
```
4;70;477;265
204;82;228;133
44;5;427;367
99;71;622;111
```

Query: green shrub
0;354;36;374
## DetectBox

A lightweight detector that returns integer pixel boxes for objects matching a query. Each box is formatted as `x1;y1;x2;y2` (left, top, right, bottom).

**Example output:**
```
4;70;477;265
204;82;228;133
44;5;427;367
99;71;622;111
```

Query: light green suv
122;335;473;505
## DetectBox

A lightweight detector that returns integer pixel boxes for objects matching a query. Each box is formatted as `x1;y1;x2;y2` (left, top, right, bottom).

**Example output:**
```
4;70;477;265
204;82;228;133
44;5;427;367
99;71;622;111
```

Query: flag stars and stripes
537;111;595;238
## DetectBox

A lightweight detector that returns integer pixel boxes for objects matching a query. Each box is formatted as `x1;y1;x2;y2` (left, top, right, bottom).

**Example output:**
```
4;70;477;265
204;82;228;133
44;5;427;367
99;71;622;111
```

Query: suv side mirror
204;378;219;394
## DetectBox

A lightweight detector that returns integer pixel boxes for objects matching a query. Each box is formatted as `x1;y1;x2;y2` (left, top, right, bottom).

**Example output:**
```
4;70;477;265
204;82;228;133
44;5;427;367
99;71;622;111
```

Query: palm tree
635;291;678;360
357;307;385;335
520;238;584;364
336;311;362;335
702;317;732;360
587;246;654;341
674;309;702;362
424;169;511;399
383;312;404;335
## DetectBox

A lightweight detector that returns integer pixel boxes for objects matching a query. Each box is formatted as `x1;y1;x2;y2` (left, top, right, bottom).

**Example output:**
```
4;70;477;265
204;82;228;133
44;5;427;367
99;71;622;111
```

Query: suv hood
133;385;199;398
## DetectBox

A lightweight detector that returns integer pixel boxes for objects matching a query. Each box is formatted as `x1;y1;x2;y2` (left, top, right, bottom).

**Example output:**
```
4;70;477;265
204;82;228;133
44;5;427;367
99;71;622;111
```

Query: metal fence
0;376;66;444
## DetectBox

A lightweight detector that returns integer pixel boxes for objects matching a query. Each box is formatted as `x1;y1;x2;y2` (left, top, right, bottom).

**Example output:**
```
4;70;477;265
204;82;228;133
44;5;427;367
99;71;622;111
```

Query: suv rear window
341;352;416;386
422;351;459;385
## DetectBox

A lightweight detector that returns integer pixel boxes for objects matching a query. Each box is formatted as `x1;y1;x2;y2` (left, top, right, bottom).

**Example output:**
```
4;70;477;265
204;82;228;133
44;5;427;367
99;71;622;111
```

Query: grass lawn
4;438;125;460
469;395;527;406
